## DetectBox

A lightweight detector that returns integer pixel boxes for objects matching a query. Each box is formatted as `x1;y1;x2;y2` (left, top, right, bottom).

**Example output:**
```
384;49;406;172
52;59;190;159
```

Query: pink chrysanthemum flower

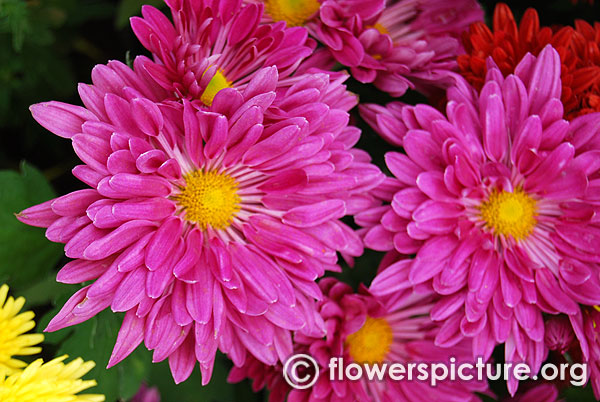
229;277;487;401
17;58;383;385
247;0;482;96
130;0;315;107
357;44;600;394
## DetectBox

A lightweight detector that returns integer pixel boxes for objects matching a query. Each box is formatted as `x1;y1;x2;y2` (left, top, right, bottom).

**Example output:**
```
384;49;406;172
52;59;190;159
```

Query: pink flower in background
131;0;314;106
17;56;383;385
504;383;563;402
245;0;384;66
350;0;483;96
545;308;600;399
248;0;482;96
228;356;289;402
229;277;487;401
544;316;576;355
130;383;160;402
358;44;600;394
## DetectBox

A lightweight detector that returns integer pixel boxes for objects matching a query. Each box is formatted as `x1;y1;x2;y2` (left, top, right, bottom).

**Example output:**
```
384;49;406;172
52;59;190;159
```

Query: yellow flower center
201;70;231;106
369;22;389;35
479;189;537;241
345;316;393;365
175;170;241;230
264;0;320;27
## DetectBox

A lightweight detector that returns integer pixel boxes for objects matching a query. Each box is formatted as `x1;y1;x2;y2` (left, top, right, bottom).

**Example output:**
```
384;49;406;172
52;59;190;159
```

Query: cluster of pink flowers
17;0;600;400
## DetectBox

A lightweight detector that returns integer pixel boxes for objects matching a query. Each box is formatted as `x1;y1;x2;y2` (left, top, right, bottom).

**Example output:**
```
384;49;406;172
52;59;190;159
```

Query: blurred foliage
115;0;165;28
0;0;114;125
0;0;599;401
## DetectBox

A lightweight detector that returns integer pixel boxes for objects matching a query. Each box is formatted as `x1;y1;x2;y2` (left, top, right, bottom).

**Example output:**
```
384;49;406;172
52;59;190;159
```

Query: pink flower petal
84;220;157;260
30;101;97;138
108;310;145;368
282;200;346;228
16;199;59;228
145;217;183;271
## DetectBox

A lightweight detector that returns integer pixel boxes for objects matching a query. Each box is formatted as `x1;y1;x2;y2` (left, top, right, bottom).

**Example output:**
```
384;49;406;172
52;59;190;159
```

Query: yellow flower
0;284;104;401
0;355;105;402
0;284;44;375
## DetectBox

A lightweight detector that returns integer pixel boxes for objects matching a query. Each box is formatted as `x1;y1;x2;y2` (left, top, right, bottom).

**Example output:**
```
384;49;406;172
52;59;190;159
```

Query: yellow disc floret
479;188;537;241
0;355;104;402
175;170;241;230
200;69;232;106
345;316;393;365
264;0;321;27
0;284;44;376
370;22;389;35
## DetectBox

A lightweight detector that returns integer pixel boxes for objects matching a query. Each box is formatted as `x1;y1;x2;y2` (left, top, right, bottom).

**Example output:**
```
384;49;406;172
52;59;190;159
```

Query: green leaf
20;273;74;307
0;162;62;291
115;0;165;29
35;286;80;346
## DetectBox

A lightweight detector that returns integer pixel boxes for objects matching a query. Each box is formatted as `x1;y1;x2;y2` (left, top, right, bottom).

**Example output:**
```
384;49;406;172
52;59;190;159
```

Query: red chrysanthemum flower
458;3;600;120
